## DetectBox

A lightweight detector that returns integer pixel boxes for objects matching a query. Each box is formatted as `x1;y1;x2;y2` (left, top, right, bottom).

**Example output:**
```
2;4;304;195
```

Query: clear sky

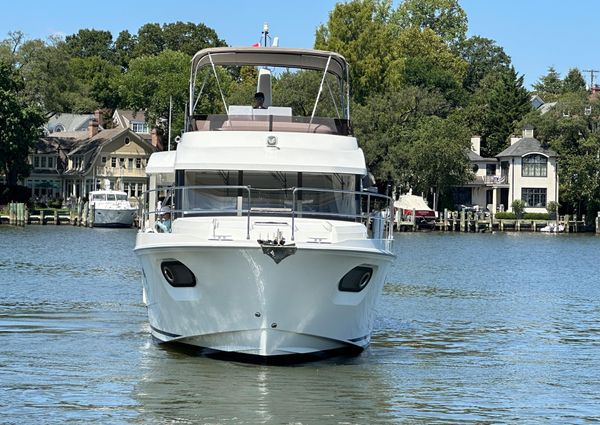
1;0;598;89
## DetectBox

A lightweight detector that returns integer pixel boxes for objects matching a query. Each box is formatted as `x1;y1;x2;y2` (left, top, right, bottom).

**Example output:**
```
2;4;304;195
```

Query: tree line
1;0;599;218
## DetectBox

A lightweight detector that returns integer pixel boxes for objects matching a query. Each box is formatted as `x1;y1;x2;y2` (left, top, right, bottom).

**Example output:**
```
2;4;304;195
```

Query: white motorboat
134;44;395;363
394;192;436;229
89;187;136;227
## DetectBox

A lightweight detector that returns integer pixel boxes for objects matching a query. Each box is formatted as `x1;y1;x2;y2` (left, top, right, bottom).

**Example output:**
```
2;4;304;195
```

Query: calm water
1;226;599;424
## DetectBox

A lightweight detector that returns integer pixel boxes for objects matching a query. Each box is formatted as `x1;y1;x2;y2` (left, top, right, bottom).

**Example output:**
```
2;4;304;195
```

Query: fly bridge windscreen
182;171;358;219
191;65;347;134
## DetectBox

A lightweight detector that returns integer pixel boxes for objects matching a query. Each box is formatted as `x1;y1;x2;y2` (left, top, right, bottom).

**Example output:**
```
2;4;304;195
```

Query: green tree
66;56;121;111
114;30;136;69
0;62;45;186
13;37;72;113
353;86;449;182
458;35;511;92
315;0;393;102
63;29;114;61
392;0;467;47
162;22;226;56
118;49;190;138
388;27;467;105
457;67;530;156
406;115;471;207
532;66;562;101
562;68;586;93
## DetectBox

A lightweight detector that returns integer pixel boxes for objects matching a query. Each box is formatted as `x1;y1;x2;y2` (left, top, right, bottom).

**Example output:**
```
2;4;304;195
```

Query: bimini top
191;47;349;80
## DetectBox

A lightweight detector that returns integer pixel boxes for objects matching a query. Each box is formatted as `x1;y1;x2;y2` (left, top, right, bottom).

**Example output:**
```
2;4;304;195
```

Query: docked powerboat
134;45;395;363
89;187;136;227
394;192;436;229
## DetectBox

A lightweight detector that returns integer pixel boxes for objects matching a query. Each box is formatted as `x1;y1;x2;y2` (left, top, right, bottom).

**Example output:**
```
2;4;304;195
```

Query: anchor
258;230;297;264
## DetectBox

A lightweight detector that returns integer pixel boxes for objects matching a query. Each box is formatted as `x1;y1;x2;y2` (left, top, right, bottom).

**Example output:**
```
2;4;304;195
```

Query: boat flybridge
134;46;395;363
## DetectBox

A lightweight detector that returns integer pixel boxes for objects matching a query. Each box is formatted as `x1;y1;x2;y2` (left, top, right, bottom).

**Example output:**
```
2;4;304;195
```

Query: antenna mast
583;69;600;89
261;23;270;47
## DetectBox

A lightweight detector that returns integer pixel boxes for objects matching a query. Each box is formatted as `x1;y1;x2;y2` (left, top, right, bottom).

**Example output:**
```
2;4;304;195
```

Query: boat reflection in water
134;45;395;363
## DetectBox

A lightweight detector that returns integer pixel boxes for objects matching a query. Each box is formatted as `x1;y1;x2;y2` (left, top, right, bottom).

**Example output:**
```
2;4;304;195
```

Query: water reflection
133;342;398;424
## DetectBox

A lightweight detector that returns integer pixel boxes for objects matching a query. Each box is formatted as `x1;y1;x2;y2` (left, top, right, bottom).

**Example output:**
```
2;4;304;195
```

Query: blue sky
1;1;597;89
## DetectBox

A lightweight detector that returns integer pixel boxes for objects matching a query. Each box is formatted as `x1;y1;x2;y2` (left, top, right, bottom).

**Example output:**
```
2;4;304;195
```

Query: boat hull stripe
150;325;181;338
348;334;369;343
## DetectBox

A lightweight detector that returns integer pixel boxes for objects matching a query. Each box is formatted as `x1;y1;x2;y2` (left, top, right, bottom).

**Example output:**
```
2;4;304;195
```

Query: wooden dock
0;202;96;227
397;209;592;233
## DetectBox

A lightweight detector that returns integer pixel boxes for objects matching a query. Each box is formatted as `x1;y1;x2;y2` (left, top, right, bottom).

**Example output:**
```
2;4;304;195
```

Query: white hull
94;208;136;227
135;228;393;360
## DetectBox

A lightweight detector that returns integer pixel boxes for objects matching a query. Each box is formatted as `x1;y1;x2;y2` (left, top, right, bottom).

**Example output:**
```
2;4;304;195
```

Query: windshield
181;170;358;217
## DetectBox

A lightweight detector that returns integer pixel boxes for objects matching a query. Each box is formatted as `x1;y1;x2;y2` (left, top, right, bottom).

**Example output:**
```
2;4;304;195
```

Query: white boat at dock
394;192;436;229
134;44;395;362
89;187;136;227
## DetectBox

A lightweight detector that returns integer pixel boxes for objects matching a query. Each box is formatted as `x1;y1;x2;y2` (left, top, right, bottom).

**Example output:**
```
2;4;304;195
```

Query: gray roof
113;109;148;128
496;137;558;158
468;150;497;162
46;113;94;133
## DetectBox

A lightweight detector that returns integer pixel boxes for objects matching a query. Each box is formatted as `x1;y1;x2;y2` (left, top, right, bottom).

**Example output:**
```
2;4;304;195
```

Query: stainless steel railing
139;185;394;240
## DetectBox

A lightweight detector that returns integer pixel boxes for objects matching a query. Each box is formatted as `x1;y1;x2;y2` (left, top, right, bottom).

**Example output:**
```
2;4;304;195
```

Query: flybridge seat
193;114;350;135
228;105;293;117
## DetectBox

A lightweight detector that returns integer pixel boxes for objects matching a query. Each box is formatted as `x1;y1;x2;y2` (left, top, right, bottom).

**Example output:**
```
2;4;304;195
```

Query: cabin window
522;154;547;177
182;170;357;217
522;188;546;207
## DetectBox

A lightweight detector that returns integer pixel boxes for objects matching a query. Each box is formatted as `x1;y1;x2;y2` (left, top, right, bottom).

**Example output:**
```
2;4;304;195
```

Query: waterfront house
458;125;559;213
25;116;161;204
496;125;559;213
452;135;509;212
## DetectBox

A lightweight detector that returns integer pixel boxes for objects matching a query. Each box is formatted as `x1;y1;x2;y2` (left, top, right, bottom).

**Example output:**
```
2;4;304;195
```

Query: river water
1;226;599;424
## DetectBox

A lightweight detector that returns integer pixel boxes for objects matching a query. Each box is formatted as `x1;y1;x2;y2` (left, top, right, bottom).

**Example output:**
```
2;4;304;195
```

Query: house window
123;182;130;196
522;188;546;208
522;154;547;177
40;156;47;168
128;158;134;169
111;157;117;168
136;158;141;168
119;157;125;167
124;137;130;145
33;156;40;168
47;157;55;169
486;164;496;175
102;156;107;164
131;122;148;133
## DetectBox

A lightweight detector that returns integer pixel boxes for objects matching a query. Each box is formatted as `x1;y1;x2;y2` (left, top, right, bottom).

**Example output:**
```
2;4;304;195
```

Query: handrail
139;185;394;241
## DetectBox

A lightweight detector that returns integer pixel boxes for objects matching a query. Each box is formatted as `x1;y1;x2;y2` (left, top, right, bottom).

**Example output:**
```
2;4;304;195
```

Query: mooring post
9;202;14;225
460;209;465;232
88;204;95;227
82;202;88;227
16;203;23;226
